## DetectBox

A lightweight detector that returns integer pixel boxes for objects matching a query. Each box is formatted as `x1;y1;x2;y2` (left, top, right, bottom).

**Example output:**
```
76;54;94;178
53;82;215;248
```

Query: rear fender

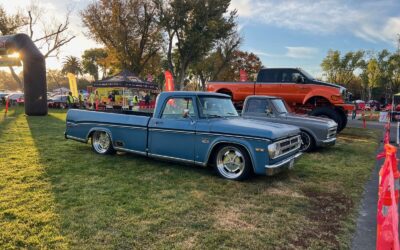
87;127;113;143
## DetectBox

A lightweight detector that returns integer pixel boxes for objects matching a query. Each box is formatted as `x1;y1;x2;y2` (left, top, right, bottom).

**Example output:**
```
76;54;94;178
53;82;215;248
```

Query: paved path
350;119;399;249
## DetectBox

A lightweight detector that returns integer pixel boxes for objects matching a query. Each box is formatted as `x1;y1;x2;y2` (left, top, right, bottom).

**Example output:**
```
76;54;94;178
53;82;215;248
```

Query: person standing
67;92;74;109
89;91;95;109
144;92;150;108
78;90;84;109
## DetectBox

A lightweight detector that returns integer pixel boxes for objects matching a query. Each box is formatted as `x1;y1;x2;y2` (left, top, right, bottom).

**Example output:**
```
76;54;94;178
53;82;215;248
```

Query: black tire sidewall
310;107;343;131
300;131;315;152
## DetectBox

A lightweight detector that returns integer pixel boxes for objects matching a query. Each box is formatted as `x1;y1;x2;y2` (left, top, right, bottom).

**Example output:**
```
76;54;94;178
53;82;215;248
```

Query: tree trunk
9;66;23;90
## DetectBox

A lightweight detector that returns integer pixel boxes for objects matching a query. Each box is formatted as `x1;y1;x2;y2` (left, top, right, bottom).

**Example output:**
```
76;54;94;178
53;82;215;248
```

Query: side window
161;97;195;119
245;99;269;113
257;69;281;83
282;69;301;83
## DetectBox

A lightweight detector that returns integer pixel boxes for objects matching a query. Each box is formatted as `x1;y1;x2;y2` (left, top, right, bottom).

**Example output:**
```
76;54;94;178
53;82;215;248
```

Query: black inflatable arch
0;33;47;116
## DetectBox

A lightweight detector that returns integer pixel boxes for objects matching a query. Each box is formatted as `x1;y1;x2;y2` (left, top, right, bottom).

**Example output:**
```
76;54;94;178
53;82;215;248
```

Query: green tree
62;56;82;75
388;53;400;95
321;49;365;86
81;48;108;81
81;0;162;75
367;58;380;101
157;0;238;89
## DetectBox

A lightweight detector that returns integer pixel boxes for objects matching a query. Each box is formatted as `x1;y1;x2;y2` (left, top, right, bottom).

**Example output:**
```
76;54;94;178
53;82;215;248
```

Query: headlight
268;143;280;159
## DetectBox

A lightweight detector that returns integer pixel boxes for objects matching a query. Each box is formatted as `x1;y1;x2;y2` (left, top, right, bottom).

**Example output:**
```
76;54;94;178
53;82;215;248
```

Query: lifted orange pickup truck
207;68;354;131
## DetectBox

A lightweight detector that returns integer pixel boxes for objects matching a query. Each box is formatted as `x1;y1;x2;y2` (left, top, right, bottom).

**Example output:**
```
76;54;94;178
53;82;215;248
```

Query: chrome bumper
321;137;336;146
265;152;303;176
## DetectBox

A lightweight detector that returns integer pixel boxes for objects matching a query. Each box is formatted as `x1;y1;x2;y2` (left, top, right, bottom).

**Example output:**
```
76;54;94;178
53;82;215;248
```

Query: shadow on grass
25;113;291;248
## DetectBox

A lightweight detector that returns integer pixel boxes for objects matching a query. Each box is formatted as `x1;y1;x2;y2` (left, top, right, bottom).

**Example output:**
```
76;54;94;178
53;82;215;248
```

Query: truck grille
276;135;301;157
327;127;337;139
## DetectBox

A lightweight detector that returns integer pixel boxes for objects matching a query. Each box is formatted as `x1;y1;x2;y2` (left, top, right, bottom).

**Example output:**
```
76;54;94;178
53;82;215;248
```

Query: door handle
155;121;163;125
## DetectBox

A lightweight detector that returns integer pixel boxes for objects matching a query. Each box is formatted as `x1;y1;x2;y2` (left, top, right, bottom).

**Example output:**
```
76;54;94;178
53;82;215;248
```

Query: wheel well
207;142;254;172
216;89;233;98
305;96;331;107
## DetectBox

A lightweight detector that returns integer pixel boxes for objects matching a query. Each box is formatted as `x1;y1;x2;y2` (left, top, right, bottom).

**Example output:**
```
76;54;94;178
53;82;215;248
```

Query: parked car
242;96;337;152
354;100;366;110
5;93;24;105
207;68;354;132
48;95;68;109
48;95;78;108
65;91;303;180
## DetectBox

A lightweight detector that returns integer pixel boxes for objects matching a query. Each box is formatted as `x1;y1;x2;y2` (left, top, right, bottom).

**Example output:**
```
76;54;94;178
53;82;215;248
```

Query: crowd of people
65;90;153;110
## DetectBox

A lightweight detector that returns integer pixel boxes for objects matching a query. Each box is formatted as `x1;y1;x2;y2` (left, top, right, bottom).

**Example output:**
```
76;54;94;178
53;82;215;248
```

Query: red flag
164;70;175;92
5;97;9;114
239;69;248;82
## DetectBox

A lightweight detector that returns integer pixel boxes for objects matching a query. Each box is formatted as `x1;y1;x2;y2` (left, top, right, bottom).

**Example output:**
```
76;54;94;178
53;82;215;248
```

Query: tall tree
366;58;380;101
81;0;162;75
0;3;75;89
157;0;238;89
321;49;365;86
81;48;108;81
62;56;82;75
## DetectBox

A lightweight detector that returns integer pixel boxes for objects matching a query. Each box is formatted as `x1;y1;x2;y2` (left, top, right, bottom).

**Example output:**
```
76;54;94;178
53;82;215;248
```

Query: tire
299;130;315;152
310;107;343;132
214;144;252;180
91;131;116;155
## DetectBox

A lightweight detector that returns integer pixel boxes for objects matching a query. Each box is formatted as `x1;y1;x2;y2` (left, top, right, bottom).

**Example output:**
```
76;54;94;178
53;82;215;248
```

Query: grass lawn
0;107;381;249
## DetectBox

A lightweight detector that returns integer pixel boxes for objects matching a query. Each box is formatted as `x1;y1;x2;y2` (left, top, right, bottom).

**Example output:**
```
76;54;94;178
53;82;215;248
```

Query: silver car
242;96;337;152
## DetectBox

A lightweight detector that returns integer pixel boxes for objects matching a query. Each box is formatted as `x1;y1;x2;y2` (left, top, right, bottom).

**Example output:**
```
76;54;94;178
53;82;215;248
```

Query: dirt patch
291;188;354;248
214;206;256;231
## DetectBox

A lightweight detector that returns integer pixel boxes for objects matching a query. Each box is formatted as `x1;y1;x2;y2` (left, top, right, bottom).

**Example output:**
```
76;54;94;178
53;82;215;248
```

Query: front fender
302;89;337;105
204;136;269;175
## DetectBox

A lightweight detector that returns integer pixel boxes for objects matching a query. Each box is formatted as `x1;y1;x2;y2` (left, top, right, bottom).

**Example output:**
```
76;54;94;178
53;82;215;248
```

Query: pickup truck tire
91;131;116;155
309;107;343;132
214;145;252;180
299;131;315;152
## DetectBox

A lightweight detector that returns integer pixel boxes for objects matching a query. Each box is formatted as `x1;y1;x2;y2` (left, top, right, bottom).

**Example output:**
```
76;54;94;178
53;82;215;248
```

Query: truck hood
280;113;337;128
208;117;300;141
310;79;342;89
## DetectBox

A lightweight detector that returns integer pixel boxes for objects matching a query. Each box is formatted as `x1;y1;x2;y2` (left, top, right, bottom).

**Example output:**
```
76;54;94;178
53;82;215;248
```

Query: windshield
271;99;288;114
198;97;238;118
298;68;314;80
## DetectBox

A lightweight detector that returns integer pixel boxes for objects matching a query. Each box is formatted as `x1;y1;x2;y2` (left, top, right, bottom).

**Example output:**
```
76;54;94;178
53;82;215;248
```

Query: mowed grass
0;107;380;249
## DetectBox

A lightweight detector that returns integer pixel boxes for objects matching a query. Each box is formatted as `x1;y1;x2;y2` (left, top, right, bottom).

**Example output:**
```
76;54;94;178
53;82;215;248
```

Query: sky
1;0;399;78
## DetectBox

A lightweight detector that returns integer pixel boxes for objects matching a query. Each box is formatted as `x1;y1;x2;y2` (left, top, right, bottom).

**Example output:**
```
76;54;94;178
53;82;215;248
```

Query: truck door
148;96;196;162
255;69;282;97
280;68;302;105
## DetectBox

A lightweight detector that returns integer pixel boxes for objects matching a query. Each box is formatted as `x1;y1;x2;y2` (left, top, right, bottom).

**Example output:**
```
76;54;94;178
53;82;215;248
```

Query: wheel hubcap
93;131;110;153
300;132;311;151
216;146;245;179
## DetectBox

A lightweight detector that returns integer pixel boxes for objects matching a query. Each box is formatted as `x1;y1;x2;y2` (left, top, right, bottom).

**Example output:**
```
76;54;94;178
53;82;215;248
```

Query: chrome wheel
92;131;112;154
300;131;313;152
216;146;246;179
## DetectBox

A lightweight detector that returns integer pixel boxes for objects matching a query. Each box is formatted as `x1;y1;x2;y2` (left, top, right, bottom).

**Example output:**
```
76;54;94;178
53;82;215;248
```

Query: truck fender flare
302;91;333;105
299;127;317;142
206;138;256;172
86;127;114;143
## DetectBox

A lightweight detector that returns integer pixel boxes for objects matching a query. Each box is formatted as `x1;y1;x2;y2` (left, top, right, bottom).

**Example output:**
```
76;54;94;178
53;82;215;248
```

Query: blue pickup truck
65;91;302;180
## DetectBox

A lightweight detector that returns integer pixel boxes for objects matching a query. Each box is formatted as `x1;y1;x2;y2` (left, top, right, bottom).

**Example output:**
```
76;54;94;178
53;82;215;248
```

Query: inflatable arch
0;33;47;116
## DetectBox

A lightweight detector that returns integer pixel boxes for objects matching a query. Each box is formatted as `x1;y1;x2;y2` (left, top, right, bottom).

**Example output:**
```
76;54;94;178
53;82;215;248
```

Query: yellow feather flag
67;73;78;97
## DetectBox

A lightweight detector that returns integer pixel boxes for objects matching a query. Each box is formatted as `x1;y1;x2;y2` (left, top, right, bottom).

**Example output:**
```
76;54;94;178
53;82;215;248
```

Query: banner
67;73;78;97
239;69;248;82
164;70;174;91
